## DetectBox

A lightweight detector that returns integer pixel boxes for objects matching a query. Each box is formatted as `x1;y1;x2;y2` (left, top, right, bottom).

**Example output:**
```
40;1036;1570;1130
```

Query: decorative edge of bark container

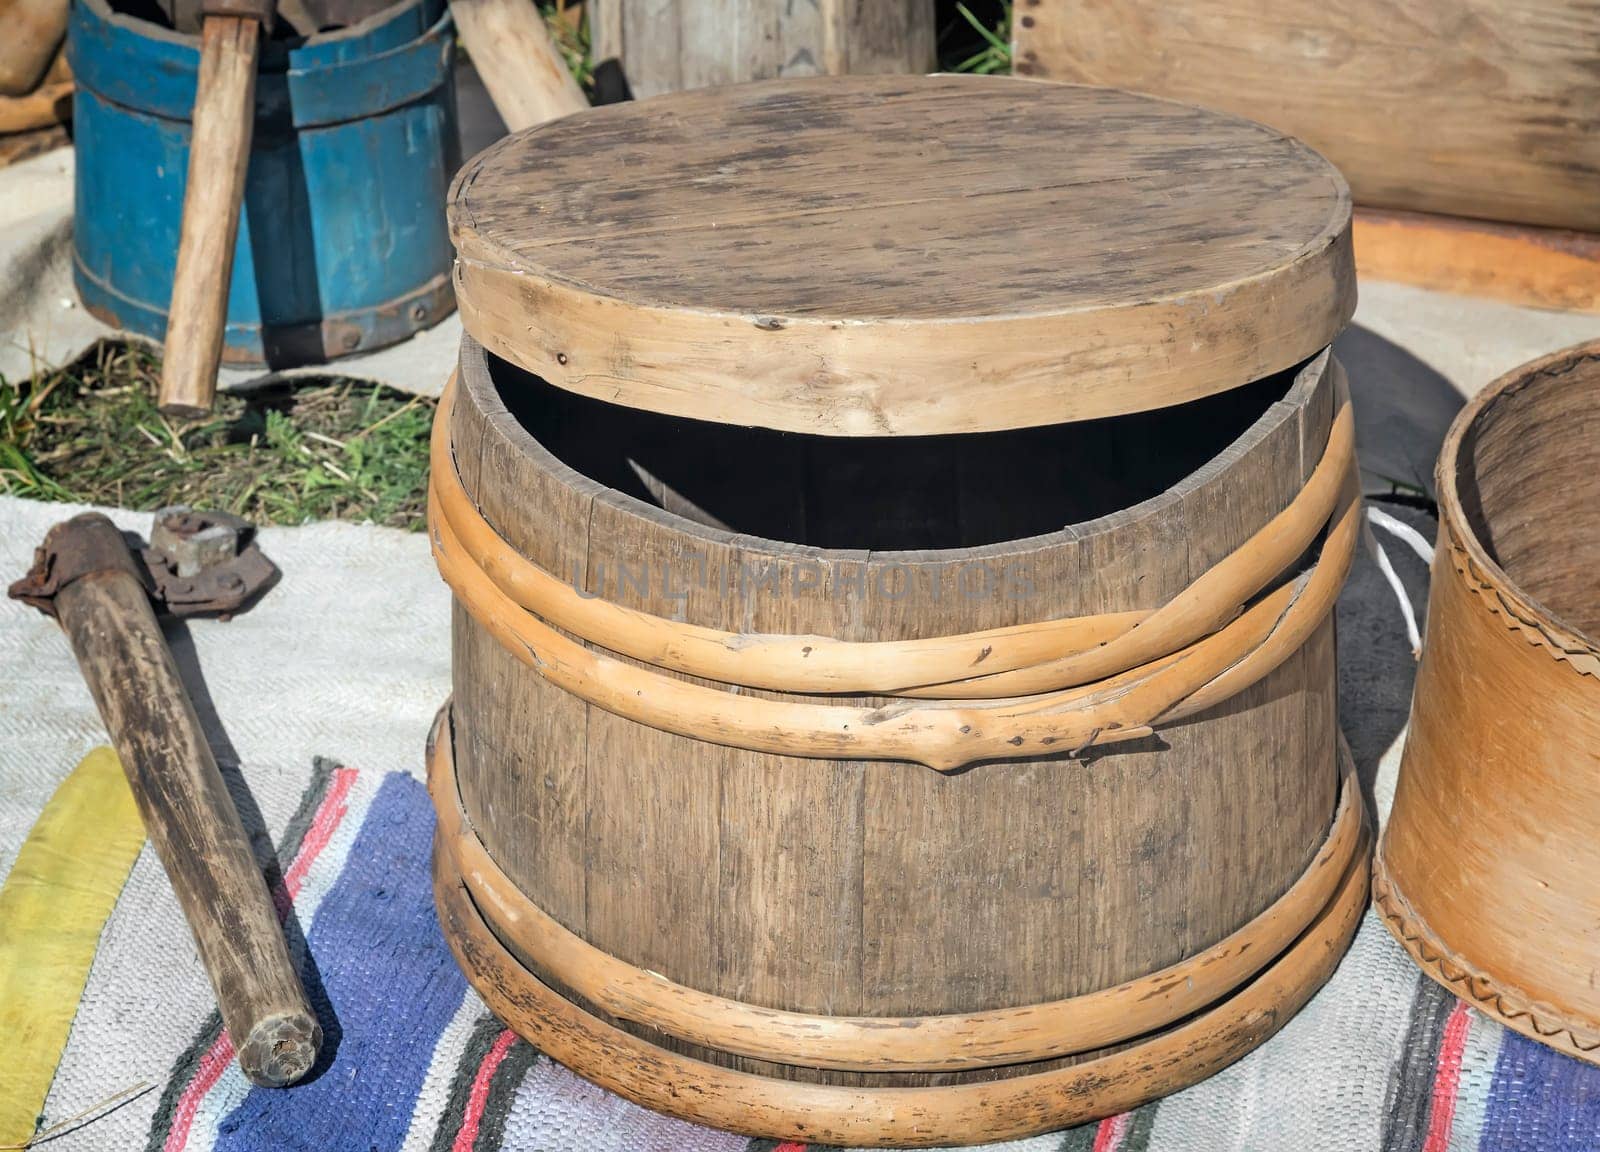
1377;338;1600;1066
1372;864;1600;1061
429;702;1370;1147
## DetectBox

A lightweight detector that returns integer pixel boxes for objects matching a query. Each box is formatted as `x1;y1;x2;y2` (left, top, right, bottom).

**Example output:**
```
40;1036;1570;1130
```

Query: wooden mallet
158;0;277;418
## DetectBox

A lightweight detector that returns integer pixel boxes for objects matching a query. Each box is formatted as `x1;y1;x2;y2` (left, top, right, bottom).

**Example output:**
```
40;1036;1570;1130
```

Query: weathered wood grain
448;76;1354;435
448;0;587;133
34;514;319;1088
439;75;1359;1121
158;15;259;418
591;0;934;99
449;351;592;940
432;785;1371;1144
1353;208;1600;314
433;704;1365;1071
446;339;1345;1090
1013;0;1600;232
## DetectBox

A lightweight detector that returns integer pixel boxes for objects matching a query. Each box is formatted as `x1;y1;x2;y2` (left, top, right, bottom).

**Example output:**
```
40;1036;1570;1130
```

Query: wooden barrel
1376;340;1600;1067
429;76;1368;1145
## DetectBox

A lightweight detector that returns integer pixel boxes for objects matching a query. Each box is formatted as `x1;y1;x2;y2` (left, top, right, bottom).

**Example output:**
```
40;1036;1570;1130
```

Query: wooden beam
1354;209;1600;315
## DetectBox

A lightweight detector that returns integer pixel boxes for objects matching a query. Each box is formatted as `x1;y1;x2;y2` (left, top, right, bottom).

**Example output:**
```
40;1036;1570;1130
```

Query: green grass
0;341;434;531
945;1;1012;74
541;1;594;90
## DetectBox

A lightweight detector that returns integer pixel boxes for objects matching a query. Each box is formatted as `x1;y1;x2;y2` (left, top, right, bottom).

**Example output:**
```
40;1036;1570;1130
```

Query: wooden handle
49;516;320;1086
159;16;260;418
450;0;587;133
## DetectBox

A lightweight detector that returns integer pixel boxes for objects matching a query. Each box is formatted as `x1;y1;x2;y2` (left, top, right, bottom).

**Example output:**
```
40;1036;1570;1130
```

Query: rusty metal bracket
142;506;277;618
9;507;277;620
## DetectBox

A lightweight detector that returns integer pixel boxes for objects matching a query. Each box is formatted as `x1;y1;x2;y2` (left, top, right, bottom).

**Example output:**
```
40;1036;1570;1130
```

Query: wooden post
157;13;263;418
11;513;319;1087
590;0;935;99
448;0;588;132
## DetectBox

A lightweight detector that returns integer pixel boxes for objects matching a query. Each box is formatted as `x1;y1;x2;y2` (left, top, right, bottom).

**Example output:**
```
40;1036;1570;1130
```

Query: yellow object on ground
0;747;145;1148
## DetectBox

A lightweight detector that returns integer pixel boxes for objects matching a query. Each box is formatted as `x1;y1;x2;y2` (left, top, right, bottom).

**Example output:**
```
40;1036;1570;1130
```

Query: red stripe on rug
451;1029;518;1152
1421;1000;1472;1152
771;1145;807;1152
163;768;358;1152
161;1033;238;1152
274;768;358;915
1093;1112;1131;1152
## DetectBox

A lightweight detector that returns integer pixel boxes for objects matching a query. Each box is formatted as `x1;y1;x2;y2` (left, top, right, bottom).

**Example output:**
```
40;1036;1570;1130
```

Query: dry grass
0;340;434;531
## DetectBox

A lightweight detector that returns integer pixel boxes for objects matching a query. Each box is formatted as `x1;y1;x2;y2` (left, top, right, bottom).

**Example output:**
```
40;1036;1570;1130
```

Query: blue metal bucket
69;0;458;367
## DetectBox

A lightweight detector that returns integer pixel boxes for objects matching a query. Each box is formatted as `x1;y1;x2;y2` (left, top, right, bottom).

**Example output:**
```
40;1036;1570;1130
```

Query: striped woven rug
3;497;1596;1151
7;758;1593;1152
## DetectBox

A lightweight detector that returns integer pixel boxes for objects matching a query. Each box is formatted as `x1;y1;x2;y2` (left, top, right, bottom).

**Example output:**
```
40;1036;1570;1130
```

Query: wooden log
1013;0;1600;233
448;0;587;133
20;513;319;1087
158;15;261;418
590;0;934;98
1376;339;1600;1066
1354;208;1600;314
0;0;68;97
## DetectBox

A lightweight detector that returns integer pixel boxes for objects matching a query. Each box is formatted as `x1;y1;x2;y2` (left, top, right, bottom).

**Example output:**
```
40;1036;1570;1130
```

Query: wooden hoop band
429;372;1356;698
430;766;1371;1146
429;701;1362;1073
429;382;1358;771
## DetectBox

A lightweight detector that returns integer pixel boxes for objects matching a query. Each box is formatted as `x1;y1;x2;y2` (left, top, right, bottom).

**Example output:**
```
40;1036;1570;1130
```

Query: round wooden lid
450;75;1354;436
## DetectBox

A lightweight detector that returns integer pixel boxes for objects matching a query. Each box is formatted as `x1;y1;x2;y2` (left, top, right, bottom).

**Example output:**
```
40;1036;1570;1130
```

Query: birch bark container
1376;340;1600;1067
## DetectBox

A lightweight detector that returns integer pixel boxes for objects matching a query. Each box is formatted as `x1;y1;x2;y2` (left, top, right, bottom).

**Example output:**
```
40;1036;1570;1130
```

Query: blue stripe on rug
1478;1031;1600;1152
213;772;469;1152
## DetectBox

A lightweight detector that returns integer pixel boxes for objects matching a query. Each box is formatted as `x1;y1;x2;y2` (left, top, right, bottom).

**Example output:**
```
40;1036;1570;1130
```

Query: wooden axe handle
451;0;587;133
159;15;261;418
16;513;319;1087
